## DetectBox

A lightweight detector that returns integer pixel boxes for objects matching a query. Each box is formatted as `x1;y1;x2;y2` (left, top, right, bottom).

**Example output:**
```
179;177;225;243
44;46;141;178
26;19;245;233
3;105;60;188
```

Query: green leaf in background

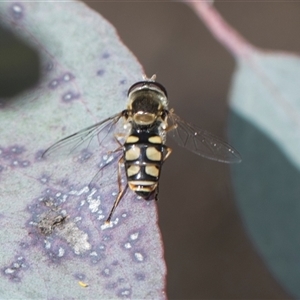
189;2;300;298
230;52;300;298
0;1;166;299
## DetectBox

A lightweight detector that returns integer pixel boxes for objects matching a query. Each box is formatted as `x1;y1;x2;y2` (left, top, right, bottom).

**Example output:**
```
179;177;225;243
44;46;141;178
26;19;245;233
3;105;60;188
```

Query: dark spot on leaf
89;249;105;264
101;267;111;277
98;244;106;251
117;288;131;298
97;69;105;76
19;242;30;249
78;149;93;163
48;79;60;89
2;256;27;283
111;260;118;266
102;52;110;59
74;273;86;280
61;72;74;82
102;234;112;242
39;175;50;184
21;160;30;167
46;61;54;72
121;212;129;219
47;247;67;264
118;277;125;284
134;272;145;281
34;150;45;161
62;91;80;103
105;282;118;290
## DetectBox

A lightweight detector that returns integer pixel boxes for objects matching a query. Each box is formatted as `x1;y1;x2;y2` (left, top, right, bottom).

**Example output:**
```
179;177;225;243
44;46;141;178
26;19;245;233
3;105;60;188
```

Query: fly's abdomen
124;133;167;200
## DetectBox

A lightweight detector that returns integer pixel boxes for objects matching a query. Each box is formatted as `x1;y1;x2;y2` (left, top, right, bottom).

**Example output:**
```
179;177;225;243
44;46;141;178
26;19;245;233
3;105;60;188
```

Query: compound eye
127;81;168;97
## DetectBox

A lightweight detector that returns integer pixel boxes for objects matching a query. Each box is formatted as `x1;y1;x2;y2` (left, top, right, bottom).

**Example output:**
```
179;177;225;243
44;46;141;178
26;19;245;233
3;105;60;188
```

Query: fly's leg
165;124;178;133
106;134;125;156
105;157;128;224
155;184;159;201
164;147;172;161
88;146;123;188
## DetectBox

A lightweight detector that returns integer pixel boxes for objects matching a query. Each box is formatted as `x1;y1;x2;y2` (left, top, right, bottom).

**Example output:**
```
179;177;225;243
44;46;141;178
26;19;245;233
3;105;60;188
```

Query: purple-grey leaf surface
0;1;166;299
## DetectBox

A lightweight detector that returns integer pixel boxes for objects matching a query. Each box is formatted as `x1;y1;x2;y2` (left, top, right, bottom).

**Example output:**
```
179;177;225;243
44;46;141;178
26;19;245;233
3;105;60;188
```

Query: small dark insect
43;75;241;223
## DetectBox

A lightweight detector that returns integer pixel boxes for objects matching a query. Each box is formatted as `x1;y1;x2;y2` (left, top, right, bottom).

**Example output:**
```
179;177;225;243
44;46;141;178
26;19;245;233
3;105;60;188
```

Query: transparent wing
88;149;123;188
42;112;124;158
168;112;241;163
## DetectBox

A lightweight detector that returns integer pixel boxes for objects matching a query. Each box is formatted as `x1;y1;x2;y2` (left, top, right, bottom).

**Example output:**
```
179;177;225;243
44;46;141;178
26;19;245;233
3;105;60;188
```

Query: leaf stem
186;1;255;60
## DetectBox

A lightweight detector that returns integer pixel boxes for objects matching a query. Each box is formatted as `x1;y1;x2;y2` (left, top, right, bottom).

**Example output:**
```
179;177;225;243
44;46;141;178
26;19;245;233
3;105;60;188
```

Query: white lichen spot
90;251;97;257
104;268;110;275
80;200;85;207
4;268;15;274
74;216;82;222
122;213;127;218
40;177;48;183
12;4;22;13
130;232;139;240
124;242;131;249
22;161;29;167
44;239;51;249
12;262;20;268
64;93;72;101
57;222;91;255
97;214;105;220
87;188;97;199
102;154;108;161
134;252;144;262
137;196;142;200
12;160;18;166
50;80;58;87
112;191;117;196
106;155;114;164
58;247;65;257
100;218;119;230
88;199;100;213
63;74;71;81
69;186;89;196
61;194;68;202
121;290;130;296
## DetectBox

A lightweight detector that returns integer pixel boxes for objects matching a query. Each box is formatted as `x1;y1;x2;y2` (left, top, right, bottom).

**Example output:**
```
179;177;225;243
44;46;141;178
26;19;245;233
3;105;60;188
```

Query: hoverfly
43;75;241;224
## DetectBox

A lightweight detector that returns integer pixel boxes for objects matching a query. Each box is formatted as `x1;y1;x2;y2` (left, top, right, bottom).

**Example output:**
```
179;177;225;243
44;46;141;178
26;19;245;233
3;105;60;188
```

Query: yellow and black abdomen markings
124;132;171;200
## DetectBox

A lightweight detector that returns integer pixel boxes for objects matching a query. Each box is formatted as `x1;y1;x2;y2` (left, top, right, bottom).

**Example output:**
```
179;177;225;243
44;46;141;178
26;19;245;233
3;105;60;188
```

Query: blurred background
83;2;299;299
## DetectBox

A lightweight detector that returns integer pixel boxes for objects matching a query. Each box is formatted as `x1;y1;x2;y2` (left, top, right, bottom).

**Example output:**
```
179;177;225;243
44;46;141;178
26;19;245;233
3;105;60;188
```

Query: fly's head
127;79;169;128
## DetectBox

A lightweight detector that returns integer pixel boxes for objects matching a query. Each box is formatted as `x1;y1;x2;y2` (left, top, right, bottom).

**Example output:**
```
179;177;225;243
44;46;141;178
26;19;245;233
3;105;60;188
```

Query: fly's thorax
127;80;169;127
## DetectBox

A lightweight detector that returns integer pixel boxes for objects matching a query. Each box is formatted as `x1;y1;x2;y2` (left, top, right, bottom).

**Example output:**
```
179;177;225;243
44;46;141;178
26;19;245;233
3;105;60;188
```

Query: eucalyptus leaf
230;50;300;297
0;1;166;299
